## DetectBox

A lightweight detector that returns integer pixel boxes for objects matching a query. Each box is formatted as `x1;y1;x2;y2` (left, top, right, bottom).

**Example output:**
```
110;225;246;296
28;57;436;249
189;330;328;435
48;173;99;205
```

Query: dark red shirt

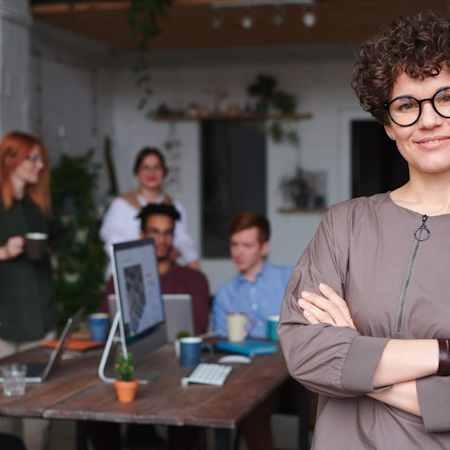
102;263;210;335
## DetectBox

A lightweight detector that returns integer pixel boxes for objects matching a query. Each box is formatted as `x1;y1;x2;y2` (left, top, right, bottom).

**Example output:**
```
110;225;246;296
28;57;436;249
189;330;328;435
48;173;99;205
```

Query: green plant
127;0;173;118
272;91;297;115
115;353;135;382
51;151;100;212
279;168;310;207
247;74;300;145
176;330;191;339
51;150;107;327
247;75;277;104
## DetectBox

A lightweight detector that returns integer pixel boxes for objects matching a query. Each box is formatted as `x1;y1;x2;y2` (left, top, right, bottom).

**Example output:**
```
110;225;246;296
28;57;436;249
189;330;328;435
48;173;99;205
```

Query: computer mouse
218;355;252;364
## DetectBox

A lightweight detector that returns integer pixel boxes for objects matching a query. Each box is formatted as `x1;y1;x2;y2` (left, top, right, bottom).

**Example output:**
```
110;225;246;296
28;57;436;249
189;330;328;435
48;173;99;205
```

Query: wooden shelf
277;207;328;214
153;113;312;122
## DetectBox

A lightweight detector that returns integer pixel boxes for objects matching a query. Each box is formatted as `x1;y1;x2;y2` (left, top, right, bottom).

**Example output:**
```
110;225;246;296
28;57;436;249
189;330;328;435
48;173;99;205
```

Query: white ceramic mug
226;313;254;342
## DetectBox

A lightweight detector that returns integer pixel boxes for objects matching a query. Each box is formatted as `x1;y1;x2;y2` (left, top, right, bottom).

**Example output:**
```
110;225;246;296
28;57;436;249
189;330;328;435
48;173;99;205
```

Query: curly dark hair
137;203;181;232
352;11;450;125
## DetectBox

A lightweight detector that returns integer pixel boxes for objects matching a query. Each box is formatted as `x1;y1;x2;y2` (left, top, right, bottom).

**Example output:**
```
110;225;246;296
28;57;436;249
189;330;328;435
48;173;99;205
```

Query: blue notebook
216;339;278;356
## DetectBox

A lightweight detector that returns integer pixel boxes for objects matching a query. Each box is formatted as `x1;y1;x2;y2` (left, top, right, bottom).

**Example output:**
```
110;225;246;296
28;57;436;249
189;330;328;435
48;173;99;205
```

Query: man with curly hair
280;10;450;449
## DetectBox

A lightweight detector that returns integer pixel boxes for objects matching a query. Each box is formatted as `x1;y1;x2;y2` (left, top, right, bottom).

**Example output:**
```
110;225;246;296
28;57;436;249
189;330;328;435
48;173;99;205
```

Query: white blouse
100;193;198;275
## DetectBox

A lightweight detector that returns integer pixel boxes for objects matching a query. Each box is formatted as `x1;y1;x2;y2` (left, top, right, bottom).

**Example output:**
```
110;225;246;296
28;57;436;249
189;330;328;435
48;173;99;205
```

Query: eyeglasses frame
384;86;450;127
26;154;46;165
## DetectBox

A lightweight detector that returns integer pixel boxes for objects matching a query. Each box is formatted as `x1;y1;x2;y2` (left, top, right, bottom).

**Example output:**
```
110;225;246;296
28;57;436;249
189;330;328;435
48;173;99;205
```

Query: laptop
163;294;195;341
0;308;84;384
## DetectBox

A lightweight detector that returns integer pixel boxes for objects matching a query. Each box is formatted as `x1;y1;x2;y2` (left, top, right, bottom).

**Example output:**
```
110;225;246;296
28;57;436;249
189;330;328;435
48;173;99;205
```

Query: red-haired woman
0;131;60;450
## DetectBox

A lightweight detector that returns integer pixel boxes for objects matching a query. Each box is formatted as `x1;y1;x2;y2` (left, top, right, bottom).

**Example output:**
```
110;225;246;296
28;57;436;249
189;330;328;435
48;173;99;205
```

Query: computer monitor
98;238;167;383
111;238;166;343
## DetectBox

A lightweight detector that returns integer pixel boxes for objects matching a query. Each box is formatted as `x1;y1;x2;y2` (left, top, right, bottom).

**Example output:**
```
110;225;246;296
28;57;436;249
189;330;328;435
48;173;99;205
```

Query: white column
0;0;31;137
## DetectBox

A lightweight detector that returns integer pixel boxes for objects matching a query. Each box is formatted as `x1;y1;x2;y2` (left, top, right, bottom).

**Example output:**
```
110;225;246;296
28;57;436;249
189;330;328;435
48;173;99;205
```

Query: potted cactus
174;331;191;358
114;353;139;403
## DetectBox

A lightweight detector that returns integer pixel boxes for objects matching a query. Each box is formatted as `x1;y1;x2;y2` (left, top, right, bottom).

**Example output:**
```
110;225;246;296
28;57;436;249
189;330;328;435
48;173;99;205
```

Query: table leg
215;428;232;450
76;421;88;450
298;384;310;450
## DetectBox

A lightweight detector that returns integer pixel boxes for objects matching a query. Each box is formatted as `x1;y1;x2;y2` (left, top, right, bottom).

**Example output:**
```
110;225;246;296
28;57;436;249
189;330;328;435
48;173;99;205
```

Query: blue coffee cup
89;313;109;341
266;315;280;341
179;337;214;367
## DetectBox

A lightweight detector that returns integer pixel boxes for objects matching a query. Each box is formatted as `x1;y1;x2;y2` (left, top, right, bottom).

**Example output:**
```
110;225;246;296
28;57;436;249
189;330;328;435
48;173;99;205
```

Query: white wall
28;21;372;292
30;21;115;203
0;0;32;136
111;46;371;291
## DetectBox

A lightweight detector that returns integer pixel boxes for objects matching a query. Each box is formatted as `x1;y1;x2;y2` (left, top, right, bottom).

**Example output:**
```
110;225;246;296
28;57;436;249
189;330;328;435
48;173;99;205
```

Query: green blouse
0;196;61;342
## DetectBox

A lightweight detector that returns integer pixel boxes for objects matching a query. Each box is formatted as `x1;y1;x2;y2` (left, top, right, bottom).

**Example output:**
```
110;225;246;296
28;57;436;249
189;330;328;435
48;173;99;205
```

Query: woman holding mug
0;131;60;450
280;11;450;449
100;147;200;271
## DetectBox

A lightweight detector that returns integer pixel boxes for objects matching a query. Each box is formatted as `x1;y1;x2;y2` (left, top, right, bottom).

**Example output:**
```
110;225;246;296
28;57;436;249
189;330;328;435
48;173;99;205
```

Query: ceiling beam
31;0;313;15
32;2;129;14
31;0;448;51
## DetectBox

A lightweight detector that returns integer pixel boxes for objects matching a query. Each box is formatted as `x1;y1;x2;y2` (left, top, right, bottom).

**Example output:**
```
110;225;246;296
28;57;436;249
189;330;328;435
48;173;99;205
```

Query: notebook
216;339;278;356
41;339;104;352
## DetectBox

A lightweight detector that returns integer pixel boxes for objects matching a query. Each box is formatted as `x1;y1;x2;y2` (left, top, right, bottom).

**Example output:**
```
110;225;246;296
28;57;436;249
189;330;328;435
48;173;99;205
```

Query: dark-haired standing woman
100;147;200;271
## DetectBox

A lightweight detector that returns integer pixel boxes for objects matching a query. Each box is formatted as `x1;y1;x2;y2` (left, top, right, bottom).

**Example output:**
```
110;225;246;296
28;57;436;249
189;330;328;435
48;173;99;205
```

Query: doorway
201;120;266;258
352;121;409;198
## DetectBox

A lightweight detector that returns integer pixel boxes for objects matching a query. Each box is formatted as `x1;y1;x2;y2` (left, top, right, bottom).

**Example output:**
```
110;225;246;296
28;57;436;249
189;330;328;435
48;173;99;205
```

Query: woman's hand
0;236;25;260
298;283;357;330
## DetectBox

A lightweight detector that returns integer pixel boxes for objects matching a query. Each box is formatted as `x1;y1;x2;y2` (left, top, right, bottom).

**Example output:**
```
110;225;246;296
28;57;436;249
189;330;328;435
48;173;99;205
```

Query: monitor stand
98;311;160;385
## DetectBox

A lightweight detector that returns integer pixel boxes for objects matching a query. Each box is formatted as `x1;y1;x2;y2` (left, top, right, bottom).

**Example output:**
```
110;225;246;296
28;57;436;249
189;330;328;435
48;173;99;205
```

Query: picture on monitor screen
124;264;146;333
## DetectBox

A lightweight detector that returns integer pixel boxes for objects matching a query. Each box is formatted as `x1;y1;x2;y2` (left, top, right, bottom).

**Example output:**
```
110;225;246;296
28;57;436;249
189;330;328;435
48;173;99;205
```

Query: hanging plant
127;0;173;118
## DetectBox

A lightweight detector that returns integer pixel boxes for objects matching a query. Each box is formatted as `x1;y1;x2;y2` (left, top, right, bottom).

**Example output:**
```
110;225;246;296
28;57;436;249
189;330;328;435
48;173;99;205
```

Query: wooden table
0;342;309;450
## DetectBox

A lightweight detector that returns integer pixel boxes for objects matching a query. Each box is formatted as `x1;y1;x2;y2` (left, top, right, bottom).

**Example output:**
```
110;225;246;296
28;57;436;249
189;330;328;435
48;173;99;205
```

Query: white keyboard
181;363;232;387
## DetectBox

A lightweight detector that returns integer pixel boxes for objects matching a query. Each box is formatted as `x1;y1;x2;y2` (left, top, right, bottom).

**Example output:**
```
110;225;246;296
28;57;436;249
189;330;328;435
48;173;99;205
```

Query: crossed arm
299;283;439;417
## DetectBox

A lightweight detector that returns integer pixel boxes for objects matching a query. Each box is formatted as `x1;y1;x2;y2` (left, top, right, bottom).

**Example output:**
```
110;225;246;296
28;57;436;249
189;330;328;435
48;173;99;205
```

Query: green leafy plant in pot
279;168;311;208
247;74;299;145
175;330;191;358
114;353;139;403
247;75;277;113
51;150;107;328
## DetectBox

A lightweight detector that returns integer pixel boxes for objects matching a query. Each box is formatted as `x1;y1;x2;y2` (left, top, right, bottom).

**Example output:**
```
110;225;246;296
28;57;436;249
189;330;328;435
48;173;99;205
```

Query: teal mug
266;315;280;341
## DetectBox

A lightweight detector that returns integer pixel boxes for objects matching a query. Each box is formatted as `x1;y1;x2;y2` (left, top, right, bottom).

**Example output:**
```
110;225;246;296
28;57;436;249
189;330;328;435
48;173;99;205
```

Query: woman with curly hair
279;11;450;449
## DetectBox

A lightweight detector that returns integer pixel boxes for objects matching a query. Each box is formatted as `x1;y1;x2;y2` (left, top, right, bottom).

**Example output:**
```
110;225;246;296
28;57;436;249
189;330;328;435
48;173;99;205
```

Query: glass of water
2;364;27;396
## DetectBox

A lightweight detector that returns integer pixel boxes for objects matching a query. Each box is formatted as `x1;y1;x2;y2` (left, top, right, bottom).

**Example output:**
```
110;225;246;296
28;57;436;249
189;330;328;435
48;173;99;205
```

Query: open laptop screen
111;238;165;342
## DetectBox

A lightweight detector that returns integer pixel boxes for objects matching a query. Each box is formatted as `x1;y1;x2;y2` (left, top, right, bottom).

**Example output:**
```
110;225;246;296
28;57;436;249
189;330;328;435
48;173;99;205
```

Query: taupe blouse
279;192;450;449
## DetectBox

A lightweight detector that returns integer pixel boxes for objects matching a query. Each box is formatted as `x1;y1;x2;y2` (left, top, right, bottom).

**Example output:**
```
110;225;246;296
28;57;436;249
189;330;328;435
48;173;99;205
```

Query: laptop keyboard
181;363;232;387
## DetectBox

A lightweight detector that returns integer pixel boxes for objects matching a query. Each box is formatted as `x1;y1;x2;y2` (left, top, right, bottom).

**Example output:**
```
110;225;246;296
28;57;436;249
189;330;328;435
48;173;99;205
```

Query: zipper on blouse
395;215;430;333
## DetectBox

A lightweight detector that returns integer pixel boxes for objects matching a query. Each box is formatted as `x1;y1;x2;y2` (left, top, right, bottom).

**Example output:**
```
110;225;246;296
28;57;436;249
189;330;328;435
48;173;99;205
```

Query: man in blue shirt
212;212;293;450
213;212;292;338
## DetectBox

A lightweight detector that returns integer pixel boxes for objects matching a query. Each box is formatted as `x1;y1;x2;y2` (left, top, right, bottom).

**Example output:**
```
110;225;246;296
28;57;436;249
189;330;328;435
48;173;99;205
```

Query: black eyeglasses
384;87;450;127
27;154;46;164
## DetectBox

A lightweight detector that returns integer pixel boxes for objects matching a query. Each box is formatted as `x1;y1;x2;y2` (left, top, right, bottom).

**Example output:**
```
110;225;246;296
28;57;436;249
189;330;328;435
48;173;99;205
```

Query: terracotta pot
114;379;139;403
